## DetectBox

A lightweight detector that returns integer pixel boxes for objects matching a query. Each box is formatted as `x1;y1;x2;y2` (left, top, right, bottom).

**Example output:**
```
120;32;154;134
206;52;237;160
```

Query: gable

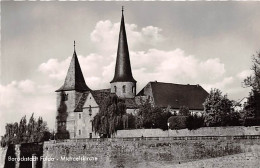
83;92;98;108
74;89;111;112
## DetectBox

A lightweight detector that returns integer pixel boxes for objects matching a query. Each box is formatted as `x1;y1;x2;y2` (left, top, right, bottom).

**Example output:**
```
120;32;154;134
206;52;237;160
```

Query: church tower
55;41;91;139
111;8;137;98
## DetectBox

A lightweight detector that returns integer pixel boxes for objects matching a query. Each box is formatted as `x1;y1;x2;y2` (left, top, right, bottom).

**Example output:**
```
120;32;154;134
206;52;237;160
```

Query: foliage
55;131;70;140
127;113;136;129
137;100;172;130
244;118;260;126
243;52;260;91
1;113;51;147
92;95;172;134
203;88;240;127
92;95;130;138
186;114;205;130
168;116;188;130
242;91;259;119
179;106;190;116
242;51;260;122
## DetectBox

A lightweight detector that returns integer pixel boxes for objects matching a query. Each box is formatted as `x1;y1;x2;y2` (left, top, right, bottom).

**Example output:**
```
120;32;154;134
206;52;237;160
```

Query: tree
203;88;239;127
18;116;27;143
137;100;171;130
243;52;260;91
1;114;51;147
243;92;257;118
179;106;190;116
92;95;130;138
168;116;187;130
186;114;204;130
27;113;36;143
242;51;260;122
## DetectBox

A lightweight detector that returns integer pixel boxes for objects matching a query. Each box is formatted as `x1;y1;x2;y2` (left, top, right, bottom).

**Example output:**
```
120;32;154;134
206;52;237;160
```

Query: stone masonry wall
115;126;260;138
42;137;260;168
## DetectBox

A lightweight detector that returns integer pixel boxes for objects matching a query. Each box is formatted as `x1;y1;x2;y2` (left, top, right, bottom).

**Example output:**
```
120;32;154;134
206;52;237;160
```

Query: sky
1;1;259;136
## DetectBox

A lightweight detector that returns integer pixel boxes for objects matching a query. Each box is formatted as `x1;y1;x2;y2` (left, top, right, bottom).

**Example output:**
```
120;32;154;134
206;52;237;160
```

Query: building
55;9;209;139
137;82;208;115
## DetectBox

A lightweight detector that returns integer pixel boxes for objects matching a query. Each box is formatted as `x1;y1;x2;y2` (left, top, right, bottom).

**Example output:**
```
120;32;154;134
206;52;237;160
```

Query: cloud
38;57;71;81
0;81;56;136
90;20;164;54
38;47;227;94
199;58;225;79
237;69;252;80
38;20;227;92
131;49;226;88
38;20;226;92
18;79;36;93
202;77;234;91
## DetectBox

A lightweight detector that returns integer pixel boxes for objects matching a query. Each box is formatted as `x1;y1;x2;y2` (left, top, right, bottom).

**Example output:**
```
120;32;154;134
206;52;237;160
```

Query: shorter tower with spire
110;7;137;98
55;41;91;138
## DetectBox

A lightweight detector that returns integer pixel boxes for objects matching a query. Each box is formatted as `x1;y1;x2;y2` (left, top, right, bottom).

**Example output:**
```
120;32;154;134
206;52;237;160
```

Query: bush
168;116;188;130
244;118;260;126
186;114;204;130
55;131;70;140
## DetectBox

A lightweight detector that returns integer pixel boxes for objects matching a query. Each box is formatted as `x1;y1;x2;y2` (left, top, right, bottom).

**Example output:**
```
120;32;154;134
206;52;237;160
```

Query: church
55;9;209;139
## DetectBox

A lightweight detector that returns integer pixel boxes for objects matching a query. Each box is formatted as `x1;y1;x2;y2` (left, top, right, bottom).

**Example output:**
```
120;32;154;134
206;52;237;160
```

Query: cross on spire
122;6;124;14
74;40;76;52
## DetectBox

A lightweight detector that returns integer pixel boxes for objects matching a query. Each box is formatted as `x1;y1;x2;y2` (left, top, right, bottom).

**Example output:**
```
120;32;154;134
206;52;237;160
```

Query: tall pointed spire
56;41;91;92
111;7;136;83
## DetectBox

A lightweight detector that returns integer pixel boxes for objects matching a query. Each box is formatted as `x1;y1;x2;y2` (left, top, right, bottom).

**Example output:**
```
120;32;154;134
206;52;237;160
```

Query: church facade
55;10;208;139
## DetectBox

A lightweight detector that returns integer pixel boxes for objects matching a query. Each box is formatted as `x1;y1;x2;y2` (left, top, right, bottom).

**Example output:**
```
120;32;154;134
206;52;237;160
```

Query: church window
132;86;135;93
89;105;92;116
79;113;81;119
62;93;68;101
123;85;126;93
79;129;81;135
114;86;117;93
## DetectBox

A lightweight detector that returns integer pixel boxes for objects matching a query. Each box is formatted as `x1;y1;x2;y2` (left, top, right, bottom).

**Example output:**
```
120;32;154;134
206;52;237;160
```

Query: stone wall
42;137;260;168
115;126;260;138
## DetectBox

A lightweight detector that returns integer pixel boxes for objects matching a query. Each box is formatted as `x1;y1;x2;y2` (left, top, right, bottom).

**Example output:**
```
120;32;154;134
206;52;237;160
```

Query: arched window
132;86;135;93
114;86;117;93
89;105;92;116
79;113;81;119
79;129;81;135
123;85;126;93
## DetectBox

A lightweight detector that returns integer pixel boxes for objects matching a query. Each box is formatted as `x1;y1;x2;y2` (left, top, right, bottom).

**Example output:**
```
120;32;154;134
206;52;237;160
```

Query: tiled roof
74;91;90;112
74;89;110;112
56;51;91;92
138;82;209;110
91;89;111;105
74;88;139;112
110;12;136;83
